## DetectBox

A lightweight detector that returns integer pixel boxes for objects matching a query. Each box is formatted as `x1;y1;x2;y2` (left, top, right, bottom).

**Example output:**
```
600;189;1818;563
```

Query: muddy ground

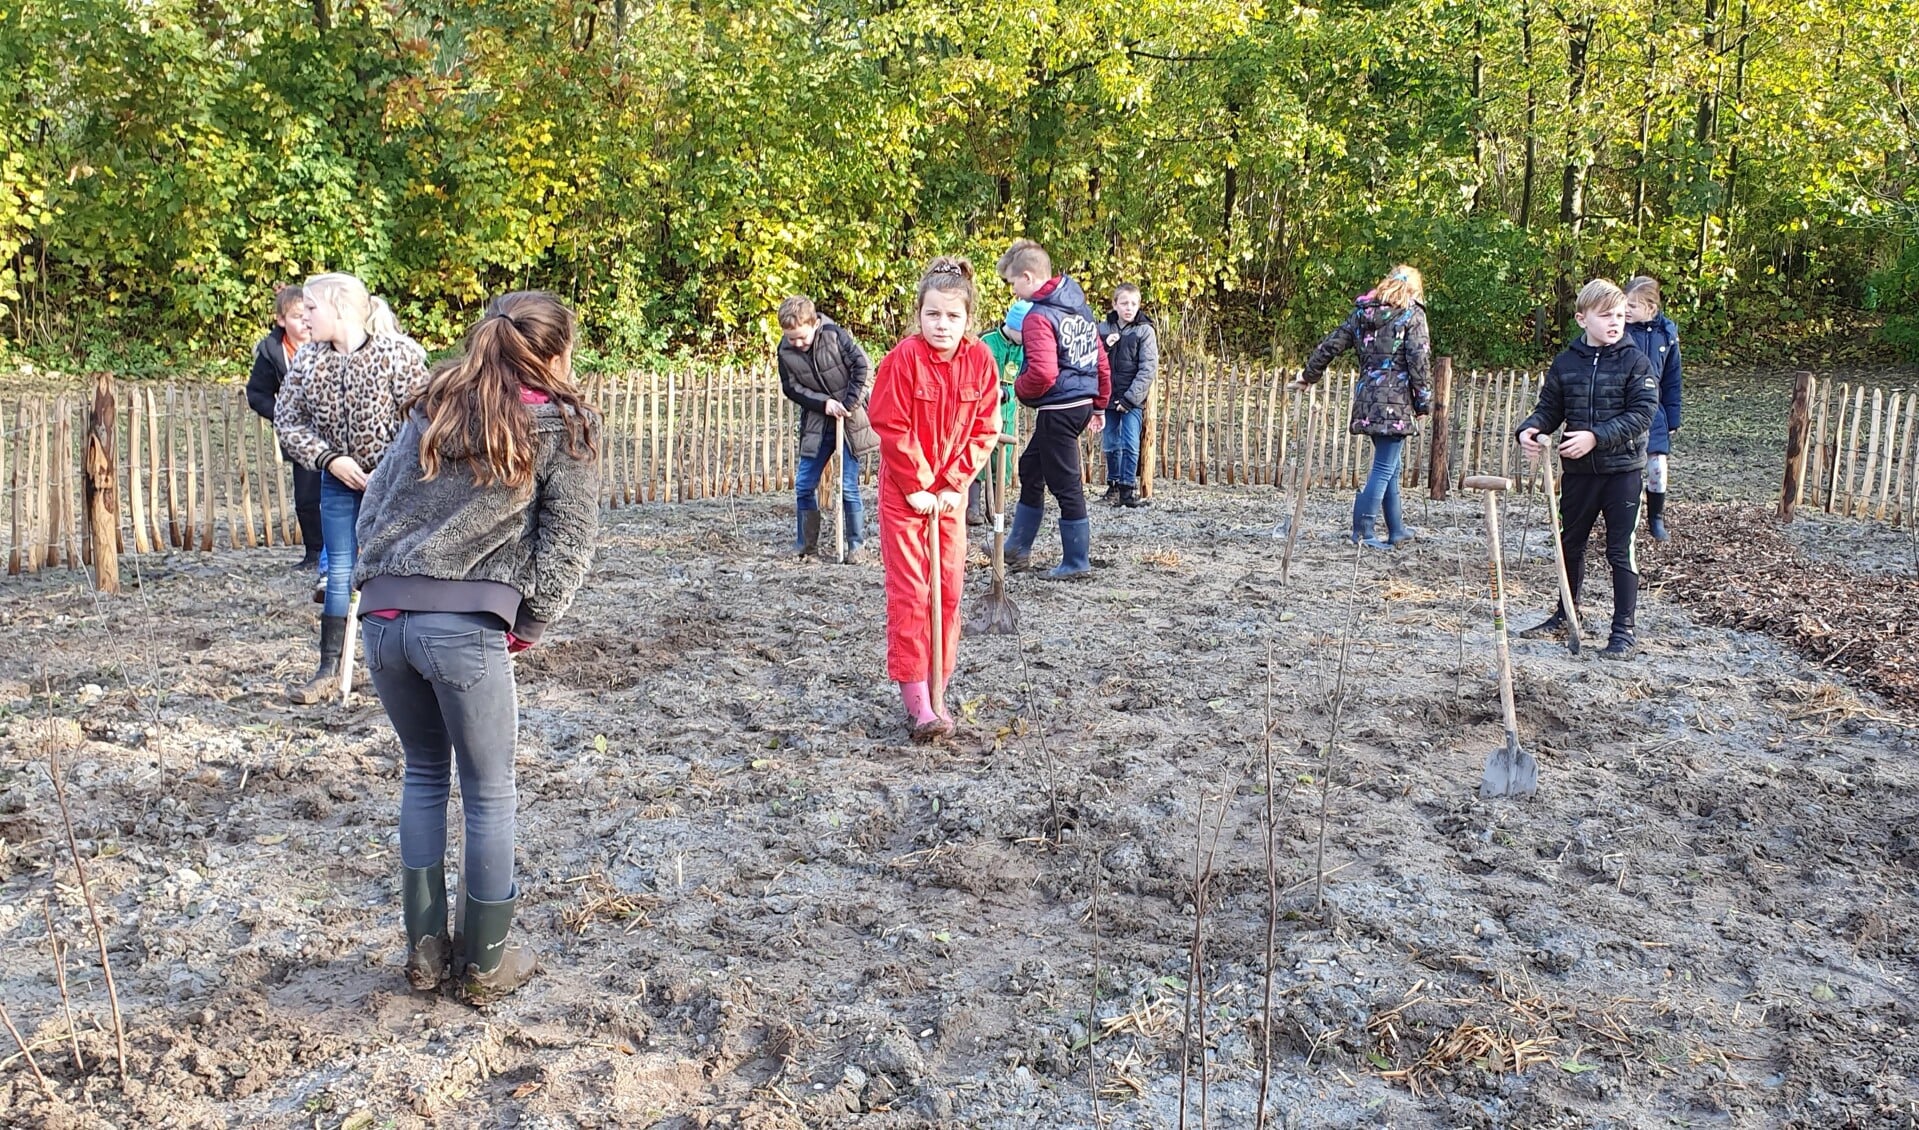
3;374;1918;1129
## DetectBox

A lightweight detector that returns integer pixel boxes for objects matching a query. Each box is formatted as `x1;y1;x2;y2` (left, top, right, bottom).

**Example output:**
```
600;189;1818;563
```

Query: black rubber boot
461;889;537;1002
966;481;987;527
798;510;821;558
1646;491;1669;542
1600;569;1640;659
1119;484;1150;509
401;863;451;991
287;616;346;704
295;507;322;569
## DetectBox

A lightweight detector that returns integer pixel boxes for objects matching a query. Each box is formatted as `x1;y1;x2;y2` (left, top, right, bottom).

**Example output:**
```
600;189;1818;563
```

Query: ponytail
366;296;399;338
417;291;597;489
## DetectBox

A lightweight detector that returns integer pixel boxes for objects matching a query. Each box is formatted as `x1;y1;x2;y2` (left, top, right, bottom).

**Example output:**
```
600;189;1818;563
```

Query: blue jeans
319;471;361;617
1102;406;1144;486
794;438;863;548
1353;436;1407;543
362;611;519;904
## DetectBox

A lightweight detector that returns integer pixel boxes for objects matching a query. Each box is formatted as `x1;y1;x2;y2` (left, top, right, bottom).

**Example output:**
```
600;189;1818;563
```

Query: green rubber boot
460;889;537;1002
401;863;451;991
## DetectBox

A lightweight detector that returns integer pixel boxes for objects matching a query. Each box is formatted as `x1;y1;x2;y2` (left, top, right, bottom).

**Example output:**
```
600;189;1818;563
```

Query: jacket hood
1628;313;1679;337
1353;294;1422;332
1033;276;1090;312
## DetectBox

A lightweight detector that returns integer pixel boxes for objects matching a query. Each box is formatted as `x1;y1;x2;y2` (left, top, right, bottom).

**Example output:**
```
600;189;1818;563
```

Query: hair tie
929;262;964;277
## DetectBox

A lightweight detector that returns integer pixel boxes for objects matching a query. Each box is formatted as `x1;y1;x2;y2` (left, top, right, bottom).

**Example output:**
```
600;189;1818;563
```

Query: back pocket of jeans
359;618;388;673
421;631;489;691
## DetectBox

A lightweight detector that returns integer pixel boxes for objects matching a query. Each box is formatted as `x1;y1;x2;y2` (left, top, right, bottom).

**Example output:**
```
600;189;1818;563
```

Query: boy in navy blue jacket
996;239;1111;580
1515;279;1659;659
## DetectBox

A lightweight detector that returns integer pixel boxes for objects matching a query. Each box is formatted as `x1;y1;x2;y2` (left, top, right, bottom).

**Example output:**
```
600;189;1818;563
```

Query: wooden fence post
1427;357;1452;500
1778;370;1813;520
1139;382;1157;499
84;376;120;593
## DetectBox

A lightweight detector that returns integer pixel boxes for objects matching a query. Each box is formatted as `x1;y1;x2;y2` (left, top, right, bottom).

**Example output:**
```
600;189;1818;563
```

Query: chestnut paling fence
10;362;1898;585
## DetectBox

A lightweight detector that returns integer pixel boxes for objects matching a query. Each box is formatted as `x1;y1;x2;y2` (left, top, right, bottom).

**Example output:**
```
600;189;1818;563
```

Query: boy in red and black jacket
996;239;1111;579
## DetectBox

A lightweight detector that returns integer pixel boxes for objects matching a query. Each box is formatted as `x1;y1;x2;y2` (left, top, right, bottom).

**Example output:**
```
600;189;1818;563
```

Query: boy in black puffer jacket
1516;278;1658;659
1098;283;1158;509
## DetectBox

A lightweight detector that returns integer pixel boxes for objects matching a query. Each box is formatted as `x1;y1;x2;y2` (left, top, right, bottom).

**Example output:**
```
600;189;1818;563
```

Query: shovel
965;434;1021;636
1537;446;1582;656
834;414;847;564
338;589;361;705
1278;380;1317;583
927;507;948;724
1465;475;1538;800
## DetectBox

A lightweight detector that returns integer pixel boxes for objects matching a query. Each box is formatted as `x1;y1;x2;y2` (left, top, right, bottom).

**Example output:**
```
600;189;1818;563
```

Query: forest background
2;0;1916;374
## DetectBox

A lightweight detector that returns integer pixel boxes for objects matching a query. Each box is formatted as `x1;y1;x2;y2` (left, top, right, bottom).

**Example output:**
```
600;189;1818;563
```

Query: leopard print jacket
273;334;431;474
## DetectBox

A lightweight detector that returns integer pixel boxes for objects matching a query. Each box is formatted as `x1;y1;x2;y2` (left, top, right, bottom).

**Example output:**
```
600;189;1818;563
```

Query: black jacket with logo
1514;337;1658;476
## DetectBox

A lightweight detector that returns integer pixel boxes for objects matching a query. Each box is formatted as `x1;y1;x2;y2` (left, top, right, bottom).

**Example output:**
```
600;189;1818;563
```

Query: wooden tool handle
1464;475;1513;493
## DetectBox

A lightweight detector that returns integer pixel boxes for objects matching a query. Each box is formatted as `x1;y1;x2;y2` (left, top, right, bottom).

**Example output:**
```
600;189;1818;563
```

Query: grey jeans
361;611;518;903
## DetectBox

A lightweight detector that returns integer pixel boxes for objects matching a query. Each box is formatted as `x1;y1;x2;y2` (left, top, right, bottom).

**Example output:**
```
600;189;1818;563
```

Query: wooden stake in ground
127;389;151;554
8;398;23;574
84;377;120;593
1778;370;1813;520
147;388;168;550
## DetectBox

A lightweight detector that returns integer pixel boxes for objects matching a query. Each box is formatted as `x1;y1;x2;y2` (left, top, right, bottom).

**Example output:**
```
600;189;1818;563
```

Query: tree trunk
1519;1;1538;230
84;376;119;593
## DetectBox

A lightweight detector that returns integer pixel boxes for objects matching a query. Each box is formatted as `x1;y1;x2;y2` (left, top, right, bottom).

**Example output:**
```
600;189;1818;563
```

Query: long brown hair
416;291;598;489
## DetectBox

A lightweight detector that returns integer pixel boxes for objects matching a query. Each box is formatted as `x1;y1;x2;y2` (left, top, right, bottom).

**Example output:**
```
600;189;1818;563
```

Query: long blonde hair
1374;265;1425;310
416;291;598;489
303;272;400;338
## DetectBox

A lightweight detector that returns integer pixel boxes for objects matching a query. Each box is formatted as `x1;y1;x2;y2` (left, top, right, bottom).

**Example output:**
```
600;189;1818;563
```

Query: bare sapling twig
1255;644;1300;1128
1178;794;1199;1130
1315;538;1365;914
1178;782;1237;1130
1013;631;1069;843
1087;855;1103;1127
45;897;84;1072
42;672;129;1089
0;1001;54;1102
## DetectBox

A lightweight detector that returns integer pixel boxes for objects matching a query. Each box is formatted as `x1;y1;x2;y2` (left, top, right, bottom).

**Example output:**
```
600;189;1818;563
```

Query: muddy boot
966;482;986;527
901;680;952;743
401;863;451;991
1119;484;1150;509
460;890;537;1002
1645;491;1669;542
1005;503;1042;572
1047;518;1092;580
795;509;821;558
1518;610;1570;640
287;616;346;704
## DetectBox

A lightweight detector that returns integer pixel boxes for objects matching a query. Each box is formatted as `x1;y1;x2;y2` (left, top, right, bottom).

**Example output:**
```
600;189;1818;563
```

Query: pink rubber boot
900;680;953;743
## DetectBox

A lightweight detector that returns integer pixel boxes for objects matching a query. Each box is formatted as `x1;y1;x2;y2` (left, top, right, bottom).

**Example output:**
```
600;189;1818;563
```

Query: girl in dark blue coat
1623;277;1682;540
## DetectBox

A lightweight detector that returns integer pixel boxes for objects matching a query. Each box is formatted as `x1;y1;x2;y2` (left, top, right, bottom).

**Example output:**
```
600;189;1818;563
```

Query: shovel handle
1464;475;1513;493
927;511;944;713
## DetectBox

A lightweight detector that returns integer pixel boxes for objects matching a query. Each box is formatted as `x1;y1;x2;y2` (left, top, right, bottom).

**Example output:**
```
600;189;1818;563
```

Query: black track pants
1018;405;1094;521
1556;469;1642;637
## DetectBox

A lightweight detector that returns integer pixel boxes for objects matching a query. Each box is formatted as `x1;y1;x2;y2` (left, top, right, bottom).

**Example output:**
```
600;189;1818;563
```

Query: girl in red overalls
868;257;1003;741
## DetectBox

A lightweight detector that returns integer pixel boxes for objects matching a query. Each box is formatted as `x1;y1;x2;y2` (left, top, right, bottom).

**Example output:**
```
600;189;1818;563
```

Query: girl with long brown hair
353;290;601;999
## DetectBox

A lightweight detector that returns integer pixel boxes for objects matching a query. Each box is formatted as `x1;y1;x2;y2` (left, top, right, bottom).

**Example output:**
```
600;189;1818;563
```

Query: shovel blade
1479;736;1539;799
964;592;1020;637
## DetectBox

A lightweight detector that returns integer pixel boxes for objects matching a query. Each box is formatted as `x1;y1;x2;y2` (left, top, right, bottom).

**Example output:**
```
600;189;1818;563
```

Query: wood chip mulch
1645;505;1919;712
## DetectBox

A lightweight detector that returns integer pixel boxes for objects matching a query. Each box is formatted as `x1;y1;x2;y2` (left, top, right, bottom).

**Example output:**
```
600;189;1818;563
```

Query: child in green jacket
969;300;1030;523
